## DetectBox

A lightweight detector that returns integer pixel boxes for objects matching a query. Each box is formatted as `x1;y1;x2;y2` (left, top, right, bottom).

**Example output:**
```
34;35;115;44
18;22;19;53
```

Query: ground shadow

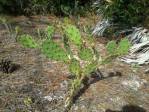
106;105;146;112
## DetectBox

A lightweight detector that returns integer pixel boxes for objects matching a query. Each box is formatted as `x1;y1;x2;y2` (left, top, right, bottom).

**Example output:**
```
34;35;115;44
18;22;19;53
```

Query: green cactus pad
79;48;93;61
117;38;131;55
64;24;82;46
83;62;97;77
46;25;54;39
41;40;68;61
69;59;81;75
106;40;117;55
19;34;38;48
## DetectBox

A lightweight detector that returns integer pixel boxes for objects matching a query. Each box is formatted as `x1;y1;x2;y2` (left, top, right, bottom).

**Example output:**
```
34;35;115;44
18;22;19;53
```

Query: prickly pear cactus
19;34;38;48
69;59;81;76
106;40;117;55
78;47;93;61
46;25;54;39
83;61;97;76
64;24;82;46
106;38;131;56
117;38;131;55
18;24;131;112
41;40;68;61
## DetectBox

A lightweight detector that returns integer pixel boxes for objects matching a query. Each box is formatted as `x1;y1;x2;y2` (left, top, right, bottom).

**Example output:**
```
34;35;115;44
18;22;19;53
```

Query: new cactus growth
19;24;130;111
42;40;68;61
